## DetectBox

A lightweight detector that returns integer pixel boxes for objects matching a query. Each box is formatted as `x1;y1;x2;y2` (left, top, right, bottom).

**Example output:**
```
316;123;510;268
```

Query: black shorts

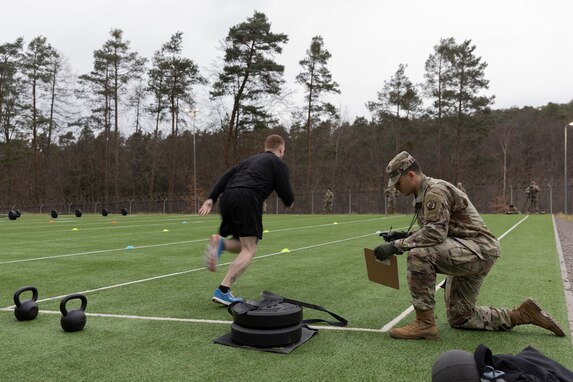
219;188;263;240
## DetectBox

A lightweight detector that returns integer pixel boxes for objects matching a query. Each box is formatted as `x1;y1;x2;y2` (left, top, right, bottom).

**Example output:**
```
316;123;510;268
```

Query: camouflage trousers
407;238;512;331
526;197;539;213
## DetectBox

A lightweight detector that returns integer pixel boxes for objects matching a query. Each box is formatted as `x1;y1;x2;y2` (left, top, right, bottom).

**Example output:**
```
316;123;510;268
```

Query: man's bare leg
221;236;257;287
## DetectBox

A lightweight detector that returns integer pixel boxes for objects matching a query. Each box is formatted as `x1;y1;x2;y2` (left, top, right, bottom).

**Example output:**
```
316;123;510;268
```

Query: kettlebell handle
13;286;38;307
60;293;88;316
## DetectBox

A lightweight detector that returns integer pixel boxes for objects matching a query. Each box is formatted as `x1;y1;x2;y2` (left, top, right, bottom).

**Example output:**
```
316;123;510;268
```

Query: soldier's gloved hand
379;230;411;242
374;242;402;261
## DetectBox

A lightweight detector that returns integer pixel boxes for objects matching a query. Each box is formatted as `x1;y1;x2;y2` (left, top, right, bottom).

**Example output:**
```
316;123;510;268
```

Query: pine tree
211;11;288;166
296;35;340;188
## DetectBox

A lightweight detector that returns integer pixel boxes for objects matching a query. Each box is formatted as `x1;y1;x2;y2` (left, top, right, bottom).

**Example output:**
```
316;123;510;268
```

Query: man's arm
206;166;238;205
274;161;295;207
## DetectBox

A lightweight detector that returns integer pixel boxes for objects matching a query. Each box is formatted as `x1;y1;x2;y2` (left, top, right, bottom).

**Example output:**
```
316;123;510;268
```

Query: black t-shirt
207;151;294;207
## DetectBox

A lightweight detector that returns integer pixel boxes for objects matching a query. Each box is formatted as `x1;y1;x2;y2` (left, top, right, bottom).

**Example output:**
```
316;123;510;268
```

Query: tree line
1;11;572;213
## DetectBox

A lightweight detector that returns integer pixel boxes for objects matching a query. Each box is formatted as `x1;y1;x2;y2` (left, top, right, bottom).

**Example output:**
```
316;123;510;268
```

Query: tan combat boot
508;298;565;337
389;309;439;339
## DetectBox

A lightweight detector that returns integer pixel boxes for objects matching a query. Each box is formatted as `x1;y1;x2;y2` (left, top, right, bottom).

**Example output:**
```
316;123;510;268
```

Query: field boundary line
3;231;379;307
0;239;208;265
0;216;403;265
0;308;384;333
552;215;573;345
380;215;529;331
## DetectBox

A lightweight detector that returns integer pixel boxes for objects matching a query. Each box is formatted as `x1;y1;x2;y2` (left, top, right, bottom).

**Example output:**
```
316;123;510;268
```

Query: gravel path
554;215;573;341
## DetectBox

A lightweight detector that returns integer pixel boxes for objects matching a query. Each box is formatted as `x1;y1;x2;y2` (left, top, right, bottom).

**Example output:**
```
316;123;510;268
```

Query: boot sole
522;299;565;337
389;331;439;340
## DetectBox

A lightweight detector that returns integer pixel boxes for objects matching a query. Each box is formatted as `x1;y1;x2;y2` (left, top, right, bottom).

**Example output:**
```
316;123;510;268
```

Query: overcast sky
2;0;573;123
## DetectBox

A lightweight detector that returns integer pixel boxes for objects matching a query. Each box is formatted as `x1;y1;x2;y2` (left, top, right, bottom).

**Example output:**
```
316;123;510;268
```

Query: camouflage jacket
395;175;500;258
525;185;540;198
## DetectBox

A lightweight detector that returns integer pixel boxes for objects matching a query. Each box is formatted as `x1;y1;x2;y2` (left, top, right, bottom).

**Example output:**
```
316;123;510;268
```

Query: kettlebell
60;293;88;332
13;286;39;321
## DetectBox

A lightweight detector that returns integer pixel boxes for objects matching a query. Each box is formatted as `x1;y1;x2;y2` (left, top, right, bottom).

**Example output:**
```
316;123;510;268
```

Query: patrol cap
386;151;417;187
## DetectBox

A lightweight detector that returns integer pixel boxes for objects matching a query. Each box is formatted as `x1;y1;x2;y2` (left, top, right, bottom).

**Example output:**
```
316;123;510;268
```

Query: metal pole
193;111;198;215
311;192;314;214
509;185;513;205
565;125;568;214
548;184;552;215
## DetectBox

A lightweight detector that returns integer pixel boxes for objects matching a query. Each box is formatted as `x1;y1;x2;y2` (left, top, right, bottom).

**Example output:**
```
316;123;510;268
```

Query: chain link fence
2;183;571;216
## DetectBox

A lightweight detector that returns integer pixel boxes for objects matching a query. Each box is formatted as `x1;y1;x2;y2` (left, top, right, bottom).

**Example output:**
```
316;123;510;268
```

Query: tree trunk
114;61;120;203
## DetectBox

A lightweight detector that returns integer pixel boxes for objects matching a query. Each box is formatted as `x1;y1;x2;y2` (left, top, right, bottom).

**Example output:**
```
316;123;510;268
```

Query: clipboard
363;248;400;290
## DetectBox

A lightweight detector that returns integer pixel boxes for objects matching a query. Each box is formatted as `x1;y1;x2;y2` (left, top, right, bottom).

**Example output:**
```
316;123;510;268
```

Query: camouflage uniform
385;186;398;214
388;152;513;331
524;181;540;214
323;189;334;213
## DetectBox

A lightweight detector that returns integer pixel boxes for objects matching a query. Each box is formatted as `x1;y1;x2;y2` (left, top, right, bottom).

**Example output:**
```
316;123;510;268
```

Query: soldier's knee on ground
447;310;470;327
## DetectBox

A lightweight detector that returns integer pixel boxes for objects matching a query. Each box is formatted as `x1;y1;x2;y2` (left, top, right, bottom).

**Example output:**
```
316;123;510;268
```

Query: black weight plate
231;301;302;329
230;323;302;348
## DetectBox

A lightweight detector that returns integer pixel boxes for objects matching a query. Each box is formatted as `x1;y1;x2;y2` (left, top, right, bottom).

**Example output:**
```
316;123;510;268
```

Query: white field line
0;222;211;247
0;219;207;239
0;308;384;333
0;224;411;330
4;231;378;306
2;222;213;246
0;216;403;265
380;215;529;331
0;239;207;265
551;215;573;345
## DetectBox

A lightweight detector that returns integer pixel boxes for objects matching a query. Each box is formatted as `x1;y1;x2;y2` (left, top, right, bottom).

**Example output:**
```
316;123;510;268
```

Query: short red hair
264;134;285;151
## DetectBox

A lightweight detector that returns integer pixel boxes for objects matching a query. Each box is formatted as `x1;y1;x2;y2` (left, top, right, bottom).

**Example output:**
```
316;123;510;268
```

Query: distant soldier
524;181;540;214
456;182;467;194
505;204;519;214
323;188;334;213
385;186;398;214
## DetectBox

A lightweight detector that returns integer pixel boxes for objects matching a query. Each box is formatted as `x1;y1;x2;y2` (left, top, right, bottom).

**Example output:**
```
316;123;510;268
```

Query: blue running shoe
204;234;224;272
212;288;243;306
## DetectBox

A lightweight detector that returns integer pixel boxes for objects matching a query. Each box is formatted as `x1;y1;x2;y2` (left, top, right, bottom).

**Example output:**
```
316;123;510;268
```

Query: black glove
379;230;411;242
374;242;402;261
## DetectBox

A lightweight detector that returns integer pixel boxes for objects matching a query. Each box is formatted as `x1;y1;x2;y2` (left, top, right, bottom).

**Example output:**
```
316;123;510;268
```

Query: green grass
0;213;571;381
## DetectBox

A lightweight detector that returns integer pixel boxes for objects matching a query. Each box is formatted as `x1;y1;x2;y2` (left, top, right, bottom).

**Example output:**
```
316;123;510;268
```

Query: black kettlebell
14;286;39;321
60;294;88;332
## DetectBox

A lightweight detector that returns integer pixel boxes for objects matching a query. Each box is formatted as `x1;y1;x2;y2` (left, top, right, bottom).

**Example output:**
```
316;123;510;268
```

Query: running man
198;134;295;305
